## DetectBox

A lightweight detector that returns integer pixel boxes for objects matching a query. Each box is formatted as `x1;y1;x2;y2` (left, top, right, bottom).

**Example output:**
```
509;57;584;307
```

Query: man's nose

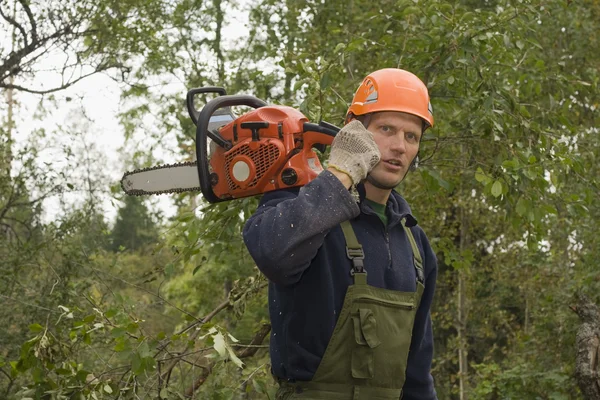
389;132;407;153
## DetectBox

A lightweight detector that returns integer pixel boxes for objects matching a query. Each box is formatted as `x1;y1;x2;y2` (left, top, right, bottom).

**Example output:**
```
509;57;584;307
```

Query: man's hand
327;120;381;187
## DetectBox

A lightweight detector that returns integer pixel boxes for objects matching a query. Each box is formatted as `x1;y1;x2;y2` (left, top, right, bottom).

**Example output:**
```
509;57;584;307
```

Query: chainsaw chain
120;161;201;196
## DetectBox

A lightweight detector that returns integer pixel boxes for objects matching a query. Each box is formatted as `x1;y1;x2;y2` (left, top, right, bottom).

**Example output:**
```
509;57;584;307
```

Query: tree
2;0;599;399
110;196;159;252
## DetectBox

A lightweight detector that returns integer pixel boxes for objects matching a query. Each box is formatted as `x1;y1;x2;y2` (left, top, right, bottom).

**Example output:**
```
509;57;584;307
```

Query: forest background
1;0;599;399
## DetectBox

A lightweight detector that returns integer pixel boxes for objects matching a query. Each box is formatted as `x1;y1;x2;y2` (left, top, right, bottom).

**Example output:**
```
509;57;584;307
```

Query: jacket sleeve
243;171;359;286
402;227;438;400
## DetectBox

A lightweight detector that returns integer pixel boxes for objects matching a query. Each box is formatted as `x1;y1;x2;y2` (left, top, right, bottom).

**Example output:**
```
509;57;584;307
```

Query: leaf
212;331;244;368
426;169;452;191
104;309;118;318
333;43;346;53
29;324;44;333
212;332;227;358
103;385;113;394
227;345;244;368
475;168;491;184
320;72;332;90
227;333;240;343
111;327;126;338
491;181;503;197
516;198;528;216
138;341;151;358
113;337;129;352
132;353;144;376
83;314;96;324
402;6;419;16
127;323;139;334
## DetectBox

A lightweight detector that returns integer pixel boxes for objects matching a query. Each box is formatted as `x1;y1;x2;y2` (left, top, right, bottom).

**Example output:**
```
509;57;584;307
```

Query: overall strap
401;219;425;286
340;220;367;284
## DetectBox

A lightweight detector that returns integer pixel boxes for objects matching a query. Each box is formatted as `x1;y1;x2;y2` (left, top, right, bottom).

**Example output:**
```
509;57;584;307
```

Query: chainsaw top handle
186;87;228;126
195;94;268;203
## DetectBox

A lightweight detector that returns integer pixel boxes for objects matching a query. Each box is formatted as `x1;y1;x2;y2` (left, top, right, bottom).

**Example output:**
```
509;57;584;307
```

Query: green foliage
110;196;159;252
2;0;599;398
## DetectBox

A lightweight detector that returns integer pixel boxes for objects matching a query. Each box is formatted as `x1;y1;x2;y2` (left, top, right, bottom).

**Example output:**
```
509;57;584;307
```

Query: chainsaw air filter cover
208;106;328;200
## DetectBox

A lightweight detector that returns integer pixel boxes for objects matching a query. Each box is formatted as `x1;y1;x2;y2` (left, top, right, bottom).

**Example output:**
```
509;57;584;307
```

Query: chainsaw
120;87;340;202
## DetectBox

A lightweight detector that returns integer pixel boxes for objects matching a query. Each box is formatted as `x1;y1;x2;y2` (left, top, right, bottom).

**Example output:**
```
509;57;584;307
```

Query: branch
0;171;18;222
235;323;271;359
160;283;266;378
157;279;268;387
0;4;28;47
4;184;62;211
158;298;230;384
0;294;60;314
81;264;200;322
3;215;34;235
183;324;271;398
1;68;106;94
0;366;15;398
0;222;23;245
17;0;37;43
0;26;78;82
0;367;13;381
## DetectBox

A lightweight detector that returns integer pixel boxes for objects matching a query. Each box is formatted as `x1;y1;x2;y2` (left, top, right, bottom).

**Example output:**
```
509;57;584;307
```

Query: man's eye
380;125;392;133
406;133;419;142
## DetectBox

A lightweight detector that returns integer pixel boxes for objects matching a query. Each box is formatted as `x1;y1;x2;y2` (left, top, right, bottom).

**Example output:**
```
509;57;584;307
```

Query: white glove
328;120;381;185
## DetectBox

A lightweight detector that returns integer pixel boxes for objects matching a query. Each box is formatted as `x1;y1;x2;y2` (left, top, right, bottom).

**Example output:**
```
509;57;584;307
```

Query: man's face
365;111;423;190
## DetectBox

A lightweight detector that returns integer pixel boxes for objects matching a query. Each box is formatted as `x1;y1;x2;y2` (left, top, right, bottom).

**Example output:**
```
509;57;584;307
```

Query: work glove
328;120;381;185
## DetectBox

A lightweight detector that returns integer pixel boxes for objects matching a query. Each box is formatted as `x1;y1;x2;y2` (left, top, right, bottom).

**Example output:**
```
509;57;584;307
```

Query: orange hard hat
346;68;434;129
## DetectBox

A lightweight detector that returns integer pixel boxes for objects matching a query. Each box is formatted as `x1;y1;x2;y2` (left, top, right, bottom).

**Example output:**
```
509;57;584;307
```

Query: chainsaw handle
196;94;268;203
303;122;339;152
187;87;228;126
197;95;268;148
303;122;339;137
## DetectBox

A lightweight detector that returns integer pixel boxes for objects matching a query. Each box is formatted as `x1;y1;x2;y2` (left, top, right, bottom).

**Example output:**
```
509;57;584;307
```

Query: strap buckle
414;257;425;284
346;246;365;274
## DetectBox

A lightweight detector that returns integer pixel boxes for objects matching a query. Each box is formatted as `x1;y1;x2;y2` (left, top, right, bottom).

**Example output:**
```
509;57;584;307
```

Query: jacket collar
357;184;418;228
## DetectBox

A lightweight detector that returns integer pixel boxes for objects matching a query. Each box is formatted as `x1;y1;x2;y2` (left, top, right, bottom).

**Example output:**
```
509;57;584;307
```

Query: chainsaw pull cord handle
241;122;270;141
196;95;268;203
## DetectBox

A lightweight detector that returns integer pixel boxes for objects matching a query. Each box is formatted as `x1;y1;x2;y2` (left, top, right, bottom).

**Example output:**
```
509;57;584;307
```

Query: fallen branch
184;323;271;398
158;277;268;385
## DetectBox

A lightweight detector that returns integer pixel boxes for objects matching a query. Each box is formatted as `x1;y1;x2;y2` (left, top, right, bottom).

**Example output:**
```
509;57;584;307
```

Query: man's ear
344;112;355;125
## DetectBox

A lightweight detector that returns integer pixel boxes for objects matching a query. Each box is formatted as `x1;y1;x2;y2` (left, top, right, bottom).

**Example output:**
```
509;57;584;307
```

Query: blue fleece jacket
243;171;438;400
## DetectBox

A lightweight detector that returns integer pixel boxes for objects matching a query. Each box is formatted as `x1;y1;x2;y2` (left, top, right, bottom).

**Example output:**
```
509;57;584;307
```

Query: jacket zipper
384;228;391;269
362;203;392;268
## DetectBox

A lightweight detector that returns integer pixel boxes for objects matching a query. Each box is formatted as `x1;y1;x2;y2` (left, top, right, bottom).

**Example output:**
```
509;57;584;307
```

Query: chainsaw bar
120;161;201;196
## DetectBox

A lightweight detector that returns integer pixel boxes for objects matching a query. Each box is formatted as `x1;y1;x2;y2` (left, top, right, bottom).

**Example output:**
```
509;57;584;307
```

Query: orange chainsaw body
208;106;333;200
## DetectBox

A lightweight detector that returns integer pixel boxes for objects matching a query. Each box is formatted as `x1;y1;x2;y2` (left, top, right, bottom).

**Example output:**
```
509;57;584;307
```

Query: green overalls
277;219;425;400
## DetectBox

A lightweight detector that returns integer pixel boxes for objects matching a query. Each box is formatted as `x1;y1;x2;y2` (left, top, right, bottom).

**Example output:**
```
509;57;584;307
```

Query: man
243;68;438;399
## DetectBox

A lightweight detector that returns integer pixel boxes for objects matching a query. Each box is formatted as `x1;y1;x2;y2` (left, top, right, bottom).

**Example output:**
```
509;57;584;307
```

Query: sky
15;68;173;224
11;3;253;225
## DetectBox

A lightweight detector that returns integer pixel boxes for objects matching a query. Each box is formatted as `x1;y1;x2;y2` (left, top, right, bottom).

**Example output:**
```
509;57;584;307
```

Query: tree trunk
213;0;225;83
573;294;600;400
2;0;17;177
457;143;470;400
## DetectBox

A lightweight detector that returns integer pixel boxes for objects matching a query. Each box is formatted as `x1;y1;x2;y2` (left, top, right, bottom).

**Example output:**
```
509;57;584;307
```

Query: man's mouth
384;159;403;167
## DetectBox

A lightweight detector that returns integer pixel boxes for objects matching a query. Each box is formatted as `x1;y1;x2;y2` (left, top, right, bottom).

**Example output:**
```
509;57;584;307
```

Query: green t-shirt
365;198;388;227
